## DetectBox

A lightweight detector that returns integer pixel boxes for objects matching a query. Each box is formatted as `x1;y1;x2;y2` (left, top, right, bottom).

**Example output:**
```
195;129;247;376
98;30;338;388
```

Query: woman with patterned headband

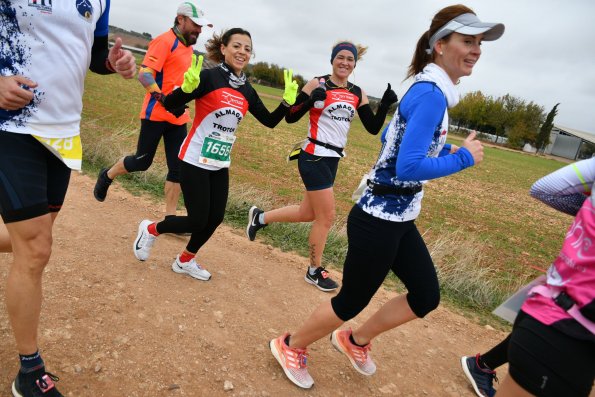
267;5;502;389
246;40;398;293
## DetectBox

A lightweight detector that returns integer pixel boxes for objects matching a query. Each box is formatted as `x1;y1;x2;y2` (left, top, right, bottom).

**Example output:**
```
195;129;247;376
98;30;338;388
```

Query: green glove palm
181;54;204;94
283;69;299;105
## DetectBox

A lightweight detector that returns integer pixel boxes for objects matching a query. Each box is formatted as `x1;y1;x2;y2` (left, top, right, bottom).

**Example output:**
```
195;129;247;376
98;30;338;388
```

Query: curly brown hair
204;28;252;63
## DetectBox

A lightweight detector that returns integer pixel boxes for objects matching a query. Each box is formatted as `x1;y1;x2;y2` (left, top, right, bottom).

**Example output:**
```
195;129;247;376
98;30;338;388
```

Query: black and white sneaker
246;206;266;241
93;168;112;202
304;267;339;292
12;367;63;397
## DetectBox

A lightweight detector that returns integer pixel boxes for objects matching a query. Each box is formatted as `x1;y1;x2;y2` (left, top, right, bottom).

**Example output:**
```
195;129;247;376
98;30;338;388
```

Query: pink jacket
523;158;595;336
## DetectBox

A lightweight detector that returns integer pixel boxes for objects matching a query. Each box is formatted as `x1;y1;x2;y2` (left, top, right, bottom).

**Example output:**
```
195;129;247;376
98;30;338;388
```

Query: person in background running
131;28;299;281
93;2;212;219
246;41;398;292
493;158;595;397
0;1;136;396
267;4;501;389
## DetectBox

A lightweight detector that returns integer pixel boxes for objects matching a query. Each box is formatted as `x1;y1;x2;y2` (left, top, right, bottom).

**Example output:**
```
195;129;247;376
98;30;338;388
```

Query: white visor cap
427;13;504;54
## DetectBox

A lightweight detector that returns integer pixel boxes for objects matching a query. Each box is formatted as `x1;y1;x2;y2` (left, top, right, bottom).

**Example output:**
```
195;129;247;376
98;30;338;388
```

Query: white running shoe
133;220;157;261
171;256;211;281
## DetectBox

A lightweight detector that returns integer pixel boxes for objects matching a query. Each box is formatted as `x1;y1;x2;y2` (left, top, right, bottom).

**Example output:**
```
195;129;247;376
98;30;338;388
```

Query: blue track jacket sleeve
95;0;110;37
396;83;474;181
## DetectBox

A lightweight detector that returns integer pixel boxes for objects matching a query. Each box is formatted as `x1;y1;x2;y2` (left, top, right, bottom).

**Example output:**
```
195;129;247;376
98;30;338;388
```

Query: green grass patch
250;83;283;98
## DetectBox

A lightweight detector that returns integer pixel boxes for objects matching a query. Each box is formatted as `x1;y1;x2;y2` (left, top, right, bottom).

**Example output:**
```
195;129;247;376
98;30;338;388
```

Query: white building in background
544;125;595;160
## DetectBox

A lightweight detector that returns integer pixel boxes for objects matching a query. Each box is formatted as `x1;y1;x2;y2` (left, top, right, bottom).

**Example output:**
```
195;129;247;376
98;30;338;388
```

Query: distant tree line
245;62;395;113
109;25;152;40
246;62;306;90
449;91;553;149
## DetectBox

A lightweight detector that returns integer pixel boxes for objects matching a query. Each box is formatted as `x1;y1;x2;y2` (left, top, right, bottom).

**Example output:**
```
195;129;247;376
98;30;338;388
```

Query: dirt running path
0;172;508;396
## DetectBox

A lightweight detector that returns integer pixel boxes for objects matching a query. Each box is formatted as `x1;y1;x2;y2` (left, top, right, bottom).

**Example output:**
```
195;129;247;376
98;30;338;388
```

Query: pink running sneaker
331;328;376;375
269;333;314;389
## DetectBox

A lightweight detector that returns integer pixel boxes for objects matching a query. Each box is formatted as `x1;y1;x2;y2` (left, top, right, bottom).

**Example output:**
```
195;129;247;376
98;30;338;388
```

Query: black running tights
155;162;228;253
480;333;511;370
123;119;186;182
331;205;440;321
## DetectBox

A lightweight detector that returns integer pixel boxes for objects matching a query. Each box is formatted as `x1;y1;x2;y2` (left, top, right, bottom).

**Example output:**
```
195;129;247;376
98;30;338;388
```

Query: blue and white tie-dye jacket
357;81;474;222
0;0;110;138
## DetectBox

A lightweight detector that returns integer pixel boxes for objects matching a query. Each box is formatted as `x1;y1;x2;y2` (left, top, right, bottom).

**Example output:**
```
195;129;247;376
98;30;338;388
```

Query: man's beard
184;32;198;46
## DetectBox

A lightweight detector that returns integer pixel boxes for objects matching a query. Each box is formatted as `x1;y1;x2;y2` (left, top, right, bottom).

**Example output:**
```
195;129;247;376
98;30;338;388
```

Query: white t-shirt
0;0;110;138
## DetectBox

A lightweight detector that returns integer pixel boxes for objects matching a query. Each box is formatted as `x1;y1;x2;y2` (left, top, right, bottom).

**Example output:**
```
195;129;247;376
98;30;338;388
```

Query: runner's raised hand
108;37;136;79
283;69;299;105
380;83;398;106
462;131;484;165
181;54;204;93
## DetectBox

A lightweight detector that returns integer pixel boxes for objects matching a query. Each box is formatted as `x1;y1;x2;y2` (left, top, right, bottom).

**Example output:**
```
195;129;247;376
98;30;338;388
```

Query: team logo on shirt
28;0;52;13
328;103;355;121
76;0;93;21
220;92;245;110
330;91;356;104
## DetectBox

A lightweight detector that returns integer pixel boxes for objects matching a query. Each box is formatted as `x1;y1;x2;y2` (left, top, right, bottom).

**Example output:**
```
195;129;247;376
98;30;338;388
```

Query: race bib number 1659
199;132;236;168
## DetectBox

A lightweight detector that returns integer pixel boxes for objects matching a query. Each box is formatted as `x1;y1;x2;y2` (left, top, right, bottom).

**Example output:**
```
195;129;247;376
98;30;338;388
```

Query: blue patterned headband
331;42;358;65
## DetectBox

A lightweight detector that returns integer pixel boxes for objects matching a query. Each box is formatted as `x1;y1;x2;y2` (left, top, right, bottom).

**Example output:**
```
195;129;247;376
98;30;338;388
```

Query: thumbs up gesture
380;83;398;106
462;131;484;165
108;37;137;79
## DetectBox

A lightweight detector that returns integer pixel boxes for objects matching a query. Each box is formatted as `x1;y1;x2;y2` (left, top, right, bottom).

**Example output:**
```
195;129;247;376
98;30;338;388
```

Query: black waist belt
553;291;575;311
308;137;344;157
367;180;422;196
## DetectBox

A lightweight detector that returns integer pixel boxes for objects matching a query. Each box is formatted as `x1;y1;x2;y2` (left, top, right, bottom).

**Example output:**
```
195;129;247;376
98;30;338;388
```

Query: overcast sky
109;0;595;134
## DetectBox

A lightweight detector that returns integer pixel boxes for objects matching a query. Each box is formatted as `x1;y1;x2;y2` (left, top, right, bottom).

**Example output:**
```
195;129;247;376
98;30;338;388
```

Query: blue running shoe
461;355;497;397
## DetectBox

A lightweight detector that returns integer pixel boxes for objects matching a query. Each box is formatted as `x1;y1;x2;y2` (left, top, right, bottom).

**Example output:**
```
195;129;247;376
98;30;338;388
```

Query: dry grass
426;228;533;311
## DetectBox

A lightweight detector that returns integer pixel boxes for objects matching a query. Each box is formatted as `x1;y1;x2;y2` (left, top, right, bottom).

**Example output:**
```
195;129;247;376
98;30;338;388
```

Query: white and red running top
301;75;362;158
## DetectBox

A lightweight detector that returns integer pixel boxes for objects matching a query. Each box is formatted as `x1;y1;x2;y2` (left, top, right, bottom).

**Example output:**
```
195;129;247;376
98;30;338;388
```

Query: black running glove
152;92;187;118
380;83;398;107
169;105;188;118
309;87;327;105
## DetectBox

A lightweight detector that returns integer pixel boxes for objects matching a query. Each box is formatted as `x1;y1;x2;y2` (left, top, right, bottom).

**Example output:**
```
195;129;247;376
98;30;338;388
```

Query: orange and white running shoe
269;333;314;389
331;328;376;376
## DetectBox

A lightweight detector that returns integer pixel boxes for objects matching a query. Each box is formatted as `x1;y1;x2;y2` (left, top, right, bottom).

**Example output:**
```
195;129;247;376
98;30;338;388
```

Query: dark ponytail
407;31;432;79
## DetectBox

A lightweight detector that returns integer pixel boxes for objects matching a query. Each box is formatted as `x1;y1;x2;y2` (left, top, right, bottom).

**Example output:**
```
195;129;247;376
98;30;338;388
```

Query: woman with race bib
131;28;299;281
246;41;398;292
267;5;499;389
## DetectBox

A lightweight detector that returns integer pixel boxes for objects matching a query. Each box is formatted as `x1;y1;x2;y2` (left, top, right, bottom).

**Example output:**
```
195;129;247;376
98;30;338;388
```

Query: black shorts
508;311;595;397
0;132;71;223
297;150;339;191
